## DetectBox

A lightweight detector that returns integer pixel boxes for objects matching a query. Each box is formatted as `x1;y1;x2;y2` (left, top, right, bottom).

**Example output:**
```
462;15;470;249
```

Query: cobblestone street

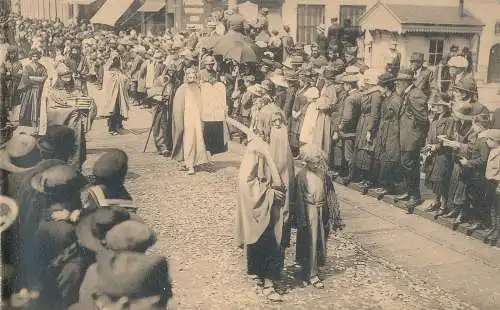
79;84;500;309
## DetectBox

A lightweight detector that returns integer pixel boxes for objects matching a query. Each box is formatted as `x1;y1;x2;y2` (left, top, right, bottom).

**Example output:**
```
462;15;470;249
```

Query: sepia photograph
0;0;500;309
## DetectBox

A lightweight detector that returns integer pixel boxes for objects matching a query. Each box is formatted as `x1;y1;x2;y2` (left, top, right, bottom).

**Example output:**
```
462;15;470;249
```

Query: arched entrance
488;44;500;83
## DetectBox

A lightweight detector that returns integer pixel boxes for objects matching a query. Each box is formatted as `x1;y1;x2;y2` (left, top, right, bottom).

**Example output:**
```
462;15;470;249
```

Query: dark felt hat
38;125;75;157
92;149;128;181
452;101;485;121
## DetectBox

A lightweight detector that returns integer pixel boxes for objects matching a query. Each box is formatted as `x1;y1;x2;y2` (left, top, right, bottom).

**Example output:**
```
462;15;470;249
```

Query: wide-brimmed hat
69;251;172;309
453;76;477;94
0;195;19;233
377;72;395;87
248;84;267;97
0;133;41;173
452;101;485;121
30;164;85;197
37;125;76;159
342;73;359;83
448;56;468;68
76;208;131;252
93;149;128;183
104;220;156;252
396;67;415;81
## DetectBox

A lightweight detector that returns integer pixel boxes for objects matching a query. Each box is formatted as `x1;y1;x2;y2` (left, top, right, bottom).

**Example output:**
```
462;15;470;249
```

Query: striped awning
138;0;165;12
90;0;136;26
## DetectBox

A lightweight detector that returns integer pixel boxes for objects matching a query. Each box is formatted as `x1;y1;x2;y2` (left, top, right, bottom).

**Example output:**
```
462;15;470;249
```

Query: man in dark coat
396;68;429;213
335;73;362;184
409;52;436;99
327;17;340;52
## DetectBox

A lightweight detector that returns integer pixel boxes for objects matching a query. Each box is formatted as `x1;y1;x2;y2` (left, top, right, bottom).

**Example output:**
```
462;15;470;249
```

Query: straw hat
0;133;41;173
448;56;468;68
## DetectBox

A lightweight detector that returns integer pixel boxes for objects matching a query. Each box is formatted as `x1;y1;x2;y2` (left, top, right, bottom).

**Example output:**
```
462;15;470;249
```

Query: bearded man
64;44;89;96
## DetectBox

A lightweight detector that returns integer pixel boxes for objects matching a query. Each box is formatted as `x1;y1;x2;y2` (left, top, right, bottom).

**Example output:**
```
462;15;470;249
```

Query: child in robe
295;144;344;289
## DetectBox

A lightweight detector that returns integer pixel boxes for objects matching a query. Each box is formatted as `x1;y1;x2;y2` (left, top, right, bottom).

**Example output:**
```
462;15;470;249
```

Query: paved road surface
78;83;500;309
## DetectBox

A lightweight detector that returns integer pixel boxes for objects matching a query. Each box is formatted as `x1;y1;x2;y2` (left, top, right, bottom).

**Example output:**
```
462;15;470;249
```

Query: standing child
295;144;344;288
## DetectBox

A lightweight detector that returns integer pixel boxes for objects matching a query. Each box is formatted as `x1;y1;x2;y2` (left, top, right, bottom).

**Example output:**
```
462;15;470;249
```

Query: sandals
310;276;324;289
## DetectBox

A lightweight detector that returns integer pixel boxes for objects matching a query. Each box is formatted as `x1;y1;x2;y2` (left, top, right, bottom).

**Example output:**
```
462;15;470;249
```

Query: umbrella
213;30;262;63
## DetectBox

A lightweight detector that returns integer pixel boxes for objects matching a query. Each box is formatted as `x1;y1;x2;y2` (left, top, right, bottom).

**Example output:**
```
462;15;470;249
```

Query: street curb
334;180;493;248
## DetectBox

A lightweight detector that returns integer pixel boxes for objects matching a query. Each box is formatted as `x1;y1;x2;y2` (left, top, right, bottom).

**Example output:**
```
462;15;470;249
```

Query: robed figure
18;49;47;129
200;62;228;156
171;68;208;175
236;104;294;302
101;52;130;135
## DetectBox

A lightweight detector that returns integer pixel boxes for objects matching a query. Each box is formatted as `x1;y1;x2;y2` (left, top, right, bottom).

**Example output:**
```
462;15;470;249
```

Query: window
297;4;325;44
495;22;500;35
428;39;444;66
339;5;366;28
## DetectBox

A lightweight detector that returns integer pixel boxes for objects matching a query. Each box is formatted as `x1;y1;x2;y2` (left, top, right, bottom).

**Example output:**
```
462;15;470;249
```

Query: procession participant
355;70;382;189
45;64;94;170
396;67;429;213
200;56;228;156
298;87;321;145
127;45;145;106
423;96;454;214
270;68;289;110
295;144;343;289
64;43;89;96
254;8;271;42
484;133;500;245
171;67;208;175
314;24;327;57
17;48;47;129
334;69;362;185
233;74;256;127
268;30;283;63
327;18;341;54
283;70;299;124
373;73;401;195
461;47;474;74
306;43;328;70
236;103;294;303
409;52;435;99
101;52;130;135
290;68;316;157
151;64;176;157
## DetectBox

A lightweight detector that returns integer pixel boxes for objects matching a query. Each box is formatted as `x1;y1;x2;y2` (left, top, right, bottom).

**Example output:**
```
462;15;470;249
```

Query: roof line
359;0;402;25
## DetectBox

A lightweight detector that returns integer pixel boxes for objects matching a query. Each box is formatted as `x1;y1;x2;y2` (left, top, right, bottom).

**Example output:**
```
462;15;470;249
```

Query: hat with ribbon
453;75;477;94
0;133;41;173
448;56;468;68
452;101;486;121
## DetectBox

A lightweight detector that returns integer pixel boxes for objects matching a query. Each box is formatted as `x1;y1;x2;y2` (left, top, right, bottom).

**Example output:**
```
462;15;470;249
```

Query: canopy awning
66;0;99;4
91;0;136;26
138;0;165;12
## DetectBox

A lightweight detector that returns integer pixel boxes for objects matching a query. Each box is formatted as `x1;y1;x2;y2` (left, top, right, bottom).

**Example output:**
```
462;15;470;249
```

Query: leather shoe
395;192;409;201
443;209;459;218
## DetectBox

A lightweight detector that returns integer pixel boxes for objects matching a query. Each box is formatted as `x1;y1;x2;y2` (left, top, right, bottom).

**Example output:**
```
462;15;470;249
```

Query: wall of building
18;0;71;23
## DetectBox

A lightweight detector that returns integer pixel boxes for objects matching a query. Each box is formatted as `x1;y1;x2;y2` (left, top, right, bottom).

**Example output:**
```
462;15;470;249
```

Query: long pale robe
100;69;130;118
236;136;285;246
171;83;208;167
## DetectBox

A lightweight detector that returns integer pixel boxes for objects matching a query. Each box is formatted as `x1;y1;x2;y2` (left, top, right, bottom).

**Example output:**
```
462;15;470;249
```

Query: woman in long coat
236;104;294;302
355;71;382;188
422;98;454;213
373;73;401;194
17;49;47;129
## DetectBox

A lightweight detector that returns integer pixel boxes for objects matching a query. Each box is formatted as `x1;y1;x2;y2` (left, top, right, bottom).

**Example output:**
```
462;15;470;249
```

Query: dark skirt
447;162;468;207
203;121;227;155
246;226;284;280
18;86;43;127
356;149;374;171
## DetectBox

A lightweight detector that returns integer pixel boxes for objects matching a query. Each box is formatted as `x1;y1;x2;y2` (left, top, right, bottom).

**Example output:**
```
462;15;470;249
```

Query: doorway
488;44;500;83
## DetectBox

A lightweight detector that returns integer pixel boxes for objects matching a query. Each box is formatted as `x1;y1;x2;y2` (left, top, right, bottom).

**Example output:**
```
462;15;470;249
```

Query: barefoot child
295;144;344;288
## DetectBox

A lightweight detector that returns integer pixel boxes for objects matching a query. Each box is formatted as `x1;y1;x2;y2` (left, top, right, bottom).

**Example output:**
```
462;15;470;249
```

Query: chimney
459;0;465;17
